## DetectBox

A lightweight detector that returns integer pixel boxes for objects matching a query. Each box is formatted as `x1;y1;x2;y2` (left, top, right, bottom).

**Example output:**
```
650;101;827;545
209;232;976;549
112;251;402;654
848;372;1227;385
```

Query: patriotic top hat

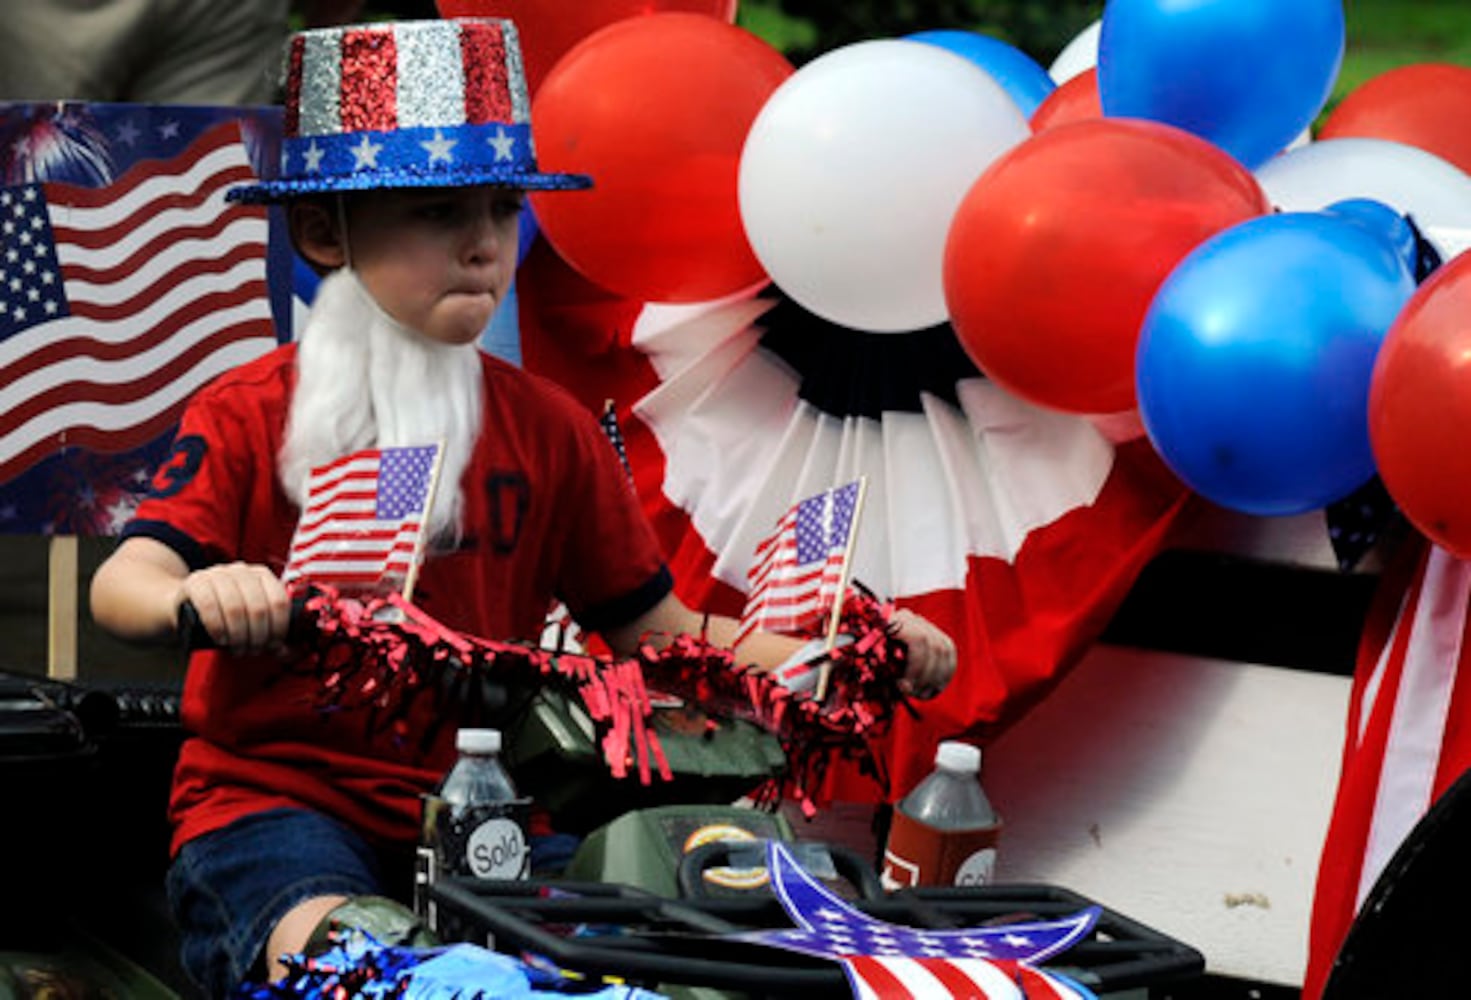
229;18;589;203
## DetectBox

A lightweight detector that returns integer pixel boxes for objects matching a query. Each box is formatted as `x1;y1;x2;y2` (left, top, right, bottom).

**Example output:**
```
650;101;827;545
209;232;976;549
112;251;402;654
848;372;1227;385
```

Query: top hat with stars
228;17;589;204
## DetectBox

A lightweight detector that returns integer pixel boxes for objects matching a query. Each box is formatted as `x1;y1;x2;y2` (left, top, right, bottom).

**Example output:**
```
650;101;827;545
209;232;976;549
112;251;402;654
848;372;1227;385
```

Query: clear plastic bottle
416;728;530;928
880;741;1002;889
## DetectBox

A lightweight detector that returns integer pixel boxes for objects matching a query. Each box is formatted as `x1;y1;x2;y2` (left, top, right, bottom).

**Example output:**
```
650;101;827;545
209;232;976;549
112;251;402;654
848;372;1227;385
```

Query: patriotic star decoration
301;140;326;173
421;129;457;165
488;127;516;162
738;842;1100;999
352;134;384;171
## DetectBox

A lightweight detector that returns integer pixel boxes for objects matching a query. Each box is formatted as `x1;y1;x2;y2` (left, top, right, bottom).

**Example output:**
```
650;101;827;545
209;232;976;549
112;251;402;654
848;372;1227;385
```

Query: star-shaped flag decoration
421;129;457;165
737;842;1100;999
488;127;516;162
351;134;384;171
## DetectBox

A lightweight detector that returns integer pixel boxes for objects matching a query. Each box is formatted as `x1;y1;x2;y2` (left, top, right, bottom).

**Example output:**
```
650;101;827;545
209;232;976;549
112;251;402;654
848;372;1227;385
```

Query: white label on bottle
954;847;997;886
466;817;529;879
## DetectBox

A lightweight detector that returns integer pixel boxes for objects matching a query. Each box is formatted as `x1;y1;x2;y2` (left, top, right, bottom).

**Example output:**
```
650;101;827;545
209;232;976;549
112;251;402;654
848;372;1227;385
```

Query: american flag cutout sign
282;444;442;596
0;116;279;492
740;842;1099;1000
735;478;864;647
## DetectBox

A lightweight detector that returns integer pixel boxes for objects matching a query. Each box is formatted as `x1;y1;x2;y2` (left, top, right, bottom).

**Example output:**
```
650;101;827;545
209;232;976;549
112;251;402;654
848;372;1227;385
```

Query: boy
88;18;954;995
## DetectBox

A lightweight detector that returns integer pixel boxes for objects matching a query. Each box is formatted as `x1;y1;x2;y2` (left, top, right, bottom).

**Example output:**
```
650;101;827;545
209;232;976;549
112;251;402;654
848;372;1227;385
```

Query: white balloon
738;40;1030;333
1255;137;1471;259
1049;18;1100;84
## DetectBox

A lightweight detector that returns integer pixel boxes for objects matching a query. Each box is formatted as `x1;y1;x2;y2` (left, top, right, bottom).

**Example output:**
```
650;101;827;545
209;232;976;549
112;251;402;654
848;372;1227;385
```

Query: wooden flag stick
399;441;446;606
47;534;79;681
815;476;868;702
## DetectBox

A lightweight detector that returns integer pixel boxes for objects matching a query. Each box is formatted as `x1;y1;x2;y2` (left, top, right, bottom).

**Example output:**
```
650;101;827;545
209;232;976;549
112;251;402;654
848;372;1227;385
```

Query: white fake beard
278;268;483;545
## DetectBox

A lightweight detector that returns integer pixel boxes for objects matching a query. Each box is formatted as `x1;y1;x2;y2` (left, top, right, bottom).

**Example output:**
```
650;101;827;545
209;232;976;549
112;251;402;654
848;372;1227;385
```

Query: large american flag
735;479;864;646
0;119;277;485
282;444;440;595
741;841;1099;1000
1304;539;1471;998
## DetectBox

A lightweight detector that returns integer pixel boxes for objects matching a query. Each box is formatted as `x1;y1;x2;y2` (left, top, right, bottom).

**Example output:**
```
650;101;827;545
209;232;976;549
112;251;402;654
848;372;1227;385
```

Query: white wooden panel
985;643;1351;987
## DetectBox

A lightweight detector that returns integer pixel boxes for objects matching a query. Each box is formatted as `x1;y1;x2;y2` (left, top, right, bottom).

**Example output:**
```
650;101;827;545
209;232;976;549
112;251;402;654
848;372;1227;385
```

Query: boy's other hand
179;563;292;654
891;608;956;700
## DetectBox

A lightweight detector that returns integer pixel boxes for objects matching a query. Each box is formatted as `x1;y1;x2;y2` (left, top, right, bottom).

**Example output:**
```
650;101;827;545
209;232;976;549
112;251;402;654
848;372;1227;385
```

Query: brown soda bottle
880;741;1002;889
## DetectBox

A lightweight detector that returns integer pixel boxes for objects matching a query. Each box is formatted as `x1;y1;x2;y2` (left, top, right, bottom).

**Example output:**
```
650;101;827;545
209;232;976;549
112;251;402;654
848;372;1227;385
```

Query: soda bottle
880;741;1002;890
415;728;531;930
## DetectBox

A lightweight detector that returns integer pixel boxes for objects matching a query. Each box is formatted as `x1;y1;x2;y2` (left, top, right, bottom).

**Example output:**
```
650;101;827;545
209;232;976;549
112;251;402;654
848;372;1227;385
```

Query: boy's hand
891;608;956;700
179;562;292;654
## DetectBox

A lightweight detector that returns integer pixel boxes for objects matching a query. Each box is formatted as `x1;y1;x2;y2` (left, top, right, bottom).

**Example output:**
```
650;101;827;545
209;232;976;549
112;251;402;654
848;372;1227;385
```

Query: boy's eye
492;197;525;222
414;202;456;222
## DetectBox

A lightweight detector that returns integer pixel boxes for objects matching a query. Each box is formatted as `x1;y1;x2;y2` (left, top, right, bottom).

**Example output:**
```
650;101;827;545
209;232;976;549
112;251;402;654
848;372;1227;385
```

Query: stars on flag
0;185;66;338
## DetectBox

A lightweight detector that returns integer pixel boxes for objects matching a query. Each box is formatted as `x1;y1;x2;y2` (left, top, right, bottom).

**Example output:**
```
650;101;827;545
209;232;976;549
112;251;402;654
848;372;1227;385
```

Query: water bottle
880;741;1002;890
415;728;531;930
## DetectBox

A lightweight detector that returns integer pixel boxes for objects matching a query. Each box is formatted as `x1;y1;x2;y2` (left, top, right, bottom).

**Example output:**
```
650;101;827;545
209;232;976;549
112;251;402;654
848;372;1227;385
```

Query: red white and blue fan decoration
515;247;1189;801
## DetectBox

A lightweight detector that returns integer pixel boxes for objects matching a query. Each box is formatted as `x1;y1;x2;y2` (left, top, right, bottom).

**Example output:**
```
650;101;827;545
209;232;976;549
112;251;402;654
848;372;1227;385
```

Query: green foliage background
735;0;1471;106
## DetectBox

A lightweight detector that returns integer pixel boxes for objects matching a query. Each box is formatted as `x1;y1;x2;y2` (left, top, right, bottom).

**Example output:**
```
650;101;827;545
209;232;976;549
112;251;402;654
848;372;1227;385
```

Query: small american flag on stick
282;443;441;597
600;398;634;487
735;478;865;648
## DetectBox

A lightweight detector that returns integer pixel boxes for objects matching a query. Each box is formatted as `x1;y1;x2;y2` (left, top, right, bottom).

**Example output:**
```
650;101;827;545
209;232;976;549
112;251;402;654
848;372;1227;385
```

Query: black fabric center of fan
755;291;981;420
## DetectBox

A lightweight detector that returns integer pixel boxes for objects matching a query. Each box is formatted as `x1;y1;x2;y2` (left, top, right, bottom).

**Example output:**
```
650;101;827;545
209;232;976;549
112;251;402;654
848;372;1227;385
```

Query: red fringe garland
286;587;916;810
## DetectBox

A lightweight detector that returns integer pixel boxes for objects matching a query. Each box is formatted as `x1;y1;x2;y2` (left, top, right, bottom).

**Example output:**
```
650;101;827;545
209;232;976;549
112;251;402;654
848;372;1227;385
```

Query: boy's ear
288;200;347;271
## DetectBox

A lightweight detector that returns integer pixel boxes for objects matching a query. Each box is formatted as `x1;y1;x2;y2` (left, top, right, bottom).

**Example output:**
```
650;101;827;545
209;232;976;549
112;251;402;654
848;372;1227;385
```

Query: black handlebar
177;591;316;652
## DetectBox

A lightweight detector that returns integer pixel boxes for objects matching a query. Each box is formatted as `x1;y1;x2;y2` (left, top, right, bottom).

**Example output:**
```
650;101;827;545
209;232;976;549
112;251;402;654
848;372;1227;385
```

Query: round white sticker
954;848;997;886
466;818;528;879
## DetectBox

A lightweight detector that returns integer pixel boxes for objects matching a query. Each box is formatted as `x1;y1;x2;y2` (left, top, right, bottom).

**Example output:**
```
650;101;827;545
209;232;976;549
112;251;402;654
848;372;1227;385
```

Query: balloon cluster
443;0;1471;551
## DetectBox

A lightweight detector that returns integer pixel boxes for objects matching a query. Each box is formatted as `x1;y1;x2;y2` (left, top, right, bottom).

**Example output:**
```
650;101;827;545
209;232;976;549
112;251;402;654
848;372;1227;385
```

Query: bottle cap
456;728;502;754
935;741;981;773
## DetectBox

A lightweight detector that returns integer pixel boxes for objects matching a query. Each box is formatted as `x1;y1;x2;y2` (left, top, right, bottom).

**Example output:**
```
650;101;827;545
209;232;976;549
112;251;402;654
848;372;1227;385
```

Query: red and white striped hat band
228;18;590;203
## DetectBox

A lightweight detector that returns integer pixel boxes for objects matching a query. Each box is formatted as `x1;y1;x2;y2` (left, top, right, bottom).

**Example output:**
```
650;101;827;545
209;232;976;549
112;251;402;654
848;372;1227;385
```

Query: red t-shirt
123;345;671;854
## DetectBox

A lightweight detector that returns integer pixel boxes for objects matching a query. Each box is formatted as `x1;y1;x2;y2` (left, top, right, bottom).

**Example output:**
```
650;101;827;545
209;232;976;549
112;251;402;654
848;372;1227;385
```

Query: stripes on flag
282;444;440;594
1304;540;1471;998
0;120;277;484
735;479;862;646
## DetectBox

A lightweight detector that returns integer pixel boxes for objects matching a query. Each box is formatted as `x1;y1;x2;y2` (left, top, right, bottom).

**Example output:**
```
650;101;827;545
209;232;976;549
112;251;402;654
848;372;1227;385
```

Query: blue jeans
166;807;581;998
166;808;402;998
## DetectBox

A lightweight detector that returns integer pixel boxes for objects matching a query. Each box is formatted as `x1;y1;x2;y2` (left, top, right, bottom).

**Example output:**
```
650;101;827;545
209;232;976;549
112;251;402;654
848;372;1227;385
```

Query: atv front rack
430;876;1204;997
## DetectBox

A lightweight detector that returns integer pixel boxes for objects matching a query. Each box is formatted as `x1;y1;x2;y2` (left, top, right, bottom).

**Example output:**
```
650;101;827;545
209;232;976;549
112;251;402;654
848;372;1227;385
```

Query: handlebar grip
177;591;315;652
177;598;215;651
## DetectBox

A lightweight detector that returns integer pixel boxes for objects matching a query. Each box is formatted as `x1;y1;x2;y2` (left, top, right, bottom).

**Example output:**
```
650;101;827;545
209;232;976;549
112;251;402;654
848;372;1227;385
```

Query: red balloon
529;13;791;303
1319;63;1471;177
1030;69;1101;133
436;0;737;95
1369;252;1471;556
943;119;1270;414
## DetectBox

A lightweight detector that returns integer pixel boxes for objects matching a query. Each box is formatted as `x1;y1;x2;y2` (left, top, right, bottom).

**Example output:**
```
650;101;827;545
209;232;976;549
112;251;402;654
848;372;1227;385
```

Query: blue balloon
516;202;539;268
1136;212;1416;516
1098;0;1344;169
1323;198;1418;273
906;30;1056;119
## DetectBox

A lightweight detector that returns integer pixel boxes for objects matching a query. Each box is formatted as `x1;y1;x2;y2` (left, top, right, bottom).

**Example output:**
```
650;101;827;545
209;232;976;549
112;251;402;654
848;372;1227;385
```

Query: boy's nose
465;212;505;262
